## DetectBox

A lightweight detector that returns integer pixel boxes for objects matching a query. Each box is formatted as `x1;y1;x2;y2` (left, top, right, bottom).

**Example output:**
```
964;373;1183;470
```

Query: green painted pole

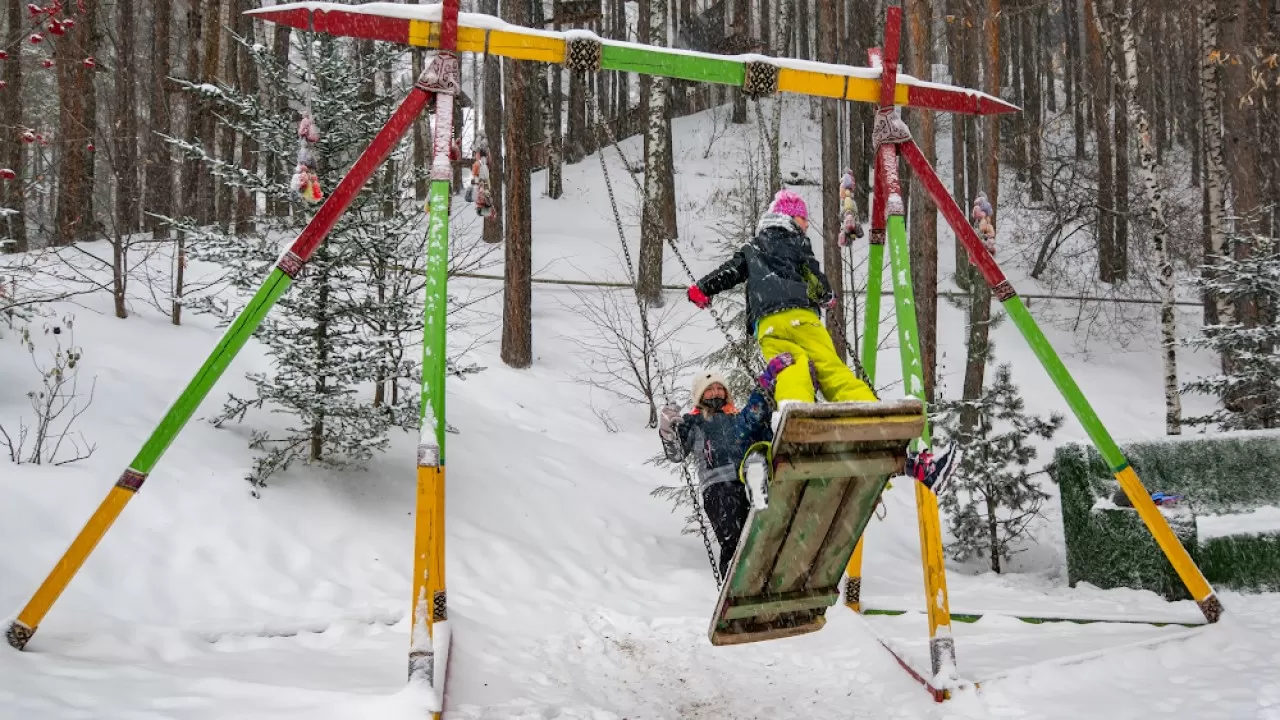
881;138;957;682
409;18;460;695
897;138;1223;623
861;242;885;387
885;216;930;445
138;271;294;470
419;182;451;457
7;82;435;652
1001;297;1124;468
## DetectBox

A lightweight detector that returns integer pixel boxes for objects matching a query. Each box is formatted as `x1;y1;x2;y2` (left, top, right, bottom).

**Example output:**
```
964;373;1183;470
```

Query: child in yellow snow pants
686;189;877;406
756;307;877;403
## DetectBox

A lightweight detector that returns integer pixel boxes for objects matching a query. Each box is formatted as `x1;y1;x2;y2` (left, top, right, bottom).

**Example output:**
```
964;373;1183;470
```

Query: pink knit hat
770;189;809;220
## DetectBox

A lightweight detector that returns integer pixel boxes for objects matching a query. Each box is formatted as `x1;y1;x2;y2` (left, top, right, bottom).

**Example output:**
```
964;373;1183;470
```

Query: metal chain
583;81;723;588
585;90;667;407
589;99;762;376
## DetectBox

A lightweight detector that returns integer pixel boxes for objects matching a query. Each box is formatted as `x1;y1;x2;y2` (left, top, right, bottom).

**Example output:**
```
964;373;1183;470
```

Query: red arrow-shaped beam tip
982;95;1021;115
905;84;1021;116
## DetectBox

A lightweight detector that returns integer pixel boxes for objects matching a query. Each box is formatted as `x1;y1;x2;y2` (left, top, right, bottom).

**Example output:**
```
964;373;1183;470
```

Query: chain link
584;81;723;588
589;98;762;376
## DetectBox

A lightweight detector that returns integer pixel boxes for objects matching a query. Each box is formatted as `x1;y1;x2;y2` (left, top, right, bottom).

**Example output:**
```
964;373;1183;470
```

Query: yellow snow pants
756;308;878;404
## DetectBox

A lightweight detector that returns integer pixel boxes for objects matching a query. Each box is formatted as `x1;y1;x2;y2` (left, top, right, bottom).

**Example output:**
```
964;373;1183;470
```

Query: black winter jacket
662;389;772;490
696;213;833;333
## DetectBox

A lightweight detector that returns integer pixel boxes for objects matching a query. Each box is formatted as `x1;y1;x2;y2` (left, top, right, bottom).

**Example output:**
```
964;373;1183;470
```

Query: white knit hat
690;369;731;406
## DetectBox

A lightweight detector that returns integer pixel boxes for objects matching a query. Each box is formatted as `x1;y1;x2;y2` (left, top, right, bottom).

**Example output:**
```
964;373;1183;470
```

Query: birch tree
1101;0;1181;434
637;0;670;306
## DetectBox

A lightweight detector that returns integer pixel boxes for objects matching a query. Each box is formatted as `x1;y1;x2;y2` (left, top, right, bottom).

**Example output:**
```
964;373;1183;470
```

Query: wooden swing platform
709;398;924;646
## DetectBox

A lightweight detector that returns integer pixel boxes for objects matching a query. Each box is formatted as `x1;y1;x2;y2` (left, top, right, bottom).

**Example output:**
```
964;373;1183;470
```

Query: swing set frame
5;0;1222;712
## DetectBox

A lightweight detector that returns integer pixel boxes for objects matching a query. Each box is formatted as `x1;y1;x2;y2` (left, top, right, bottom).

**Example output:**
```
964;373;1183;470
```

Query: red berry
0;81;6;89
0;51;9;60
61;17;73;27
0;169;16;180
82;56;95;68
49;20;65;35
21;131;35;143
86;143;94;151
29;33;43;44
41;59;53;68
27;4;43;17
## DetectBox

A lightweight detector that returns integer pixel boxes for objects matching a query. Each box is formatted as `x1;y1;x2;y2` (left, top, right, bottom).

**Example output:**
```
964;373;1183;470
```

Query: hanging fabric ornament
292;114;323;204
837;168;864;247
292;19;323;206
971;191;995;255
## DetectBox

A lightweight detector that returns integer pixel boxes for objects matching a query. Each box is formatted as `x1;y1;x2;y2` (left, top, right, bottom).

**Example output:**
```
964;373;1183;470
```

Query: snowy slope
3;97;1279;720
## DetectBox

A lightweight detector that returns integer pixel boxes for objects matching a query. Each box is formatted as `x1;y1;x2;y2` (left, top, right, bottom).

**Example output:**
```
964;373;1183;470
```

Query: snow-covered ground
4;96;1280;719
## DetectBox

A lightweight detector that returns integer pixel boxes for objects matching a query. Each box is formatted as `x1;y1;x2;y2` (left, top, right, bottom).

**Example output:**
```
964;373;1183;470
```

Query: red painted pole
288;88;433;267
899;139;1010;294
878;8;903;107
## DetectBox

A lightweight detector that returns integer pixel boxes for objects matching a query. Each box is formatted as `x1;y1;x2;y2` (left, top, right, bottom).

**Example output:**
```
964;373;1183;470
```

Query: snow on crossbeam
247;2;1018;115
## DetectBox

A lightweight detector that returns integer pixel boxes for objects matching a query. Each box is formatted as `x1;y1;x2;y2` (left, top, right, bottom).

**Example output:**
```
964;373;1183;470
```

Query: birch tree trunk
546;59;564;198
637;0;669;306
731;0;747;123
768;0;789;197
1106;0;1181;434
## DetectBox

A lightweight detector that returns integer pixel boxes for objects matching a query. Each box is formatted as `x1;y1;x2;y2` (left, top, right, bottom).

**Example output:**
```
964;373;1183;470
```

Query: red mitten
687;284;711;309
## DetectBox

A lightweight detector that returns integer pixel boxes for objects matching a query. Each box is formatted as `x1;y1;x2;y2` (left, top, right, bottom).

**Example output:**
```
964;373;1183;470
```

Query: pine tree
170;33;423;489
935;363;1064;573
1183;236;1280;431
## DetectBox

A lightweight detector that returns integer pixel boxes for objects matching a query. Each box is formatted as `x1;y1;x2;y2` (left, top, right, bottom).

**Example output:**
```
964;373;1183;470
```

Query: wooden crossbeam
247;3;1018;115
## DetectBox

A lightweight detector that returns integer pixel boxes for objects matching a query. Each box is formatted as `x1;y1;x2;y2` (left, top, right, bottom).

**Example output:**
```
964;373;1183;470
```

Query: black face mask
702;396;728;412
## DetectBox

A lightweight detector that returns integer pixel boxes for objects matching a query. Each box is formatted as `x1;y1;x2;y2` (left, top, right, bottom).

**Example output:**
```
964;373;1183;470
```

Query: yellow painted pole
6;486;133;646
